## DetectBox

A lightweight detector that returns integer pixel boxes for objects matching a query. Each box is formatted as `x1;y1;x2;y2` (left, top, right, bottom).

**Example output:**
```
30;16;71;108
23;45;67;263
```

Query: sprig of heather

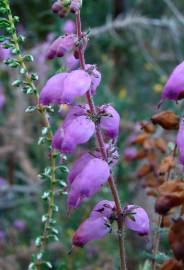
0;1;66;269
40;1;150;270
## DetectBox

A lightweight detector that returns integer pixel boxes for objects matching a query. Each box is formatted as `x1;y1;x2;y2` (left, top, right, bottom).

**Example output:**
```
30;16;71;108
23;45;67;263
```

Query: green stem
3;1;58;268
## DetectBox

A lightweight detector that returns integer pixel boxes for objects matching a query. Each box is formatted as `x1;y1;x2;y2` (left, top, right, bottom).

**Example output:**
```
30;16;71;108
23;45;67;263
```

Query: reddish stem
75;11;126;270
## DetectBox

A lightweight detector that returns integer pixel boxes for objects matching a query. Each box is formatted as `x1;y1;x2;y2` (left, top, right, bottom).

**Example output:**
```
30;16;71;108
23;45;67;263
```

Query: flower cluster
45;1;150;252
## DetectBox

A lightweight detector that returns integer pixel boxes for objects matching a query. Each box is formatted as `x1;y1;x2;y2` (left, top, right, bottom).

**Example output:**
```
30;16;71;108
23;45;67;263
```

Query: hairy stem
75;11;127;270
3;1;58;267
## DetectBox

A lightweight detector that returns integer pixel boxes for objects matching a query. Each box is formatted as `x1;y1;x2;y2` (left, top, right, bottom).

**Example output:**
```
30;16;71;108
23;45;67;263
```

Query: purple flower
72;216;110;247
0;43;10;61
124;205;150;236
67;152;93;185
52;105;95;153
52;1;62;13
63;70;91;102
63;19;76;34
0;230;5;241
176;118;184;165
63;53;79;71
161;61;184;102
124;147;137;161
89;200;115;219
13;220;26;231
72;200;114;247
99;104;120;138
67;158;110;208
70;0;82;13
39;70;91;105
39;72;68;105
0;177;7;187
86;64;101;94
47;34;76;59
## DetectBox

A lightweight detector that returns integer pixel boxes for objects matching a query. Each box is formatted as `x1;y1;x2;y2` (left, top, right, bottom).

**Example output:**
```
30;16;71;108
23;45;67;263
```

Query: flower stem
75;11;127;270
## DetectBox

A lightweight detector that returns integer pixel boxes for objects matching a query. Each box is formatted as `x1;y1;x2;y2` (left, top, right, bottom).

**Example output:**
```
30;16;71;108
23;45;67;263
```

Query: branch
89;15;173;37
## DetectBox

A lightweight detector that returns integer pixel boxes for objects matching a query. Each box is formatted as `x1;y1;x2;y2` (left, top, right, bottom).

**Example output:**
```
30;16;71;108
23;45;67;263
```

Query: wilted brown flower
169;219;184;262
151;110;179;130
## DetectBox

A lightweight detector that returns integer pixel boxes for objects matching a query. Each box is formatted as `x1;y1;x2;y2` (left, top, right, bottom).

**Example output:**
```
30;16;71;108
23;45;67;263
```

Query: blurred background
0;0;184;269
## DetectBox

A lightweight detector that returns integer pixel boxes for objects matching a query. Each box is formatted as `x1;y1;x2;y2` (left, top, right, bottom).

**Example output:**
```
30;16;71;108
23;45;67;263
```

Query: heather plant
0;0;151;269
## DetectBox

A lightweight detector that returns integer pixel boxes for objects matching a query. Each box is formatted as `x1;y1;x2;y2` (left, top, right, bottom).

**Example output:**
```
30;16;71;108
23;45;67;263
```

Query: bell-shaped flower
39;72;68;105
161;61;184;103
89;200;115;219
176;118;184;166
63;19;76;34
99;104;120;138
124;147;137;161
63;53;79;71
52;116;95;153
70;0;82;13
63;70;91;102
47;34;76;59
67;158;110;208
0;43;10;61
67;152;93;185
39;70;91;105
124;205;150;236
86;64;101;95
72;216;111;247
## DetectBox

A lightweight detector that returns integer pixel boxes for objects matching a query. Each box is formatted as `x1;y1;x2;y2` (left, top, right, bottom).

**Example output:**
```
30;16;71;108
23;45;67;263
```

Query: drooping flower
124;205;150;236
67;152;94;185
176;118;184;166
0;43;10;61
67;158;110;208
63;19;76;34
39;72;68;105
70;0;82;13
39;70;91;105
89;200;115;219
63;70;91;102
85;64;101;94
63;53;79;71
72;216;111;247
52;105;95;153
72;200;114;247
99;104;120;138
13;220;26;231
161;61;184;103
124;147;137;161
47;34;76;59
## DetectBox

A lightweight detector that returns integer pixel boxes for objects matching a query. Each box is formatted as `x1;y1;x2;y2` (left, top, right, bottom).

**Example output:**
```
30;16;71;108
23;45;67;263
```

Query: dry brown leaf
157;156;175;175
151;111;179;130
159;258;183;270
137;163;153;178
169;219;184;262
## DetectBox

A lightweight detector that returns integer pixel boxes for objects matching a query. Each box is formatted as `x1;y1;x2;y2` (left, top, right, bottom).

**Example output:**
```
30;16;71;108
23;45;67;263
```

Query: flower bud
151;110;179;130
47;34;76;60
52;1;62;13
124;205;150;236
161;61;184;102
72;216;110;247
124;147;138;161
70;0;82;13
99;104;120;138
67;158;110;208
